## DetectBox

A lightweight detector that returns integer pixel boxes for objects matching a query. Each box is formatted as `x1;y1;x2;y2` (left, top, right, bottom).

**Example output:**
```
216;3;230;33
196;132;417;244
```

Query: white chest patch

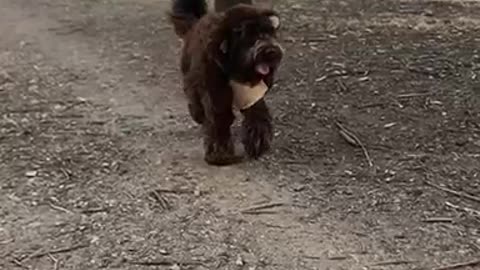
229;80;268;110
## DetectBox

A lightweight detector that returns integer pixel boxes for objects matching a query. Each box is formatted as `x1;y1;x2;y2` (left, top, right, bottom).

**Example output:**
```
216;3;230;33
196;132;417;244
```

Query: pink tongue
255;64;270;75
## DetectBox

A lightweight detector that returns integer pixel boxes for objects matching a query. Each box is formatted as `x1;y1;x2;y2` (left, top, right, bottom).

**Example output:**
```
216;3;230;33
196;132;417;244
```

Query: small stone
235;255;244;266
90;235;100;244
26;171;38;177
28;84;39;92
424;9;434;16
0;70;13;84
293;184;305;192
77;96;88;102
292;4;302;10
384;122;396;128
170;264;181;270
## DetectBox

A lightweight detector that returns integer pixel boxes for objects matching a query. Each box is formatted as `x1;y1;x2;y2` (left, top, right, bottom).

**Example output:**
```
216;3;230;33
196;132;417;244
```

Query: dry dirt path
1;0;479;270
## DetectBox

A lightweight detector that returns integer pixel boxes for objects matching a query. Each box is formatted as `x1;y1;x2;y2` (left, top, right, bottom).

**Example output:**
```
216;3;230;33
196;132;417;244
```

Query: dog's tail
169;0;207;38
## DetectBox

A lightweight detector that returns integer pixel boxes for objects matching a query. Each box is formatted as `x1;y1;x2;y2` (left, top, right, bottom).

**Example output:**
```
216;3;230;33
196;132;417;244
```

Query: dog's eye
232;25;245;36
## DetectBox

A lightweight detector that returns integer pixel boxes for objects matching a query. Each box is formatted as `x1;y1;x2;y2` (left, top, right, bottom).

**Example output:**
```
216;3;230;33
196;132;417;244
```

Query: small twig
407;66;442;78
327;255;350;261
315;70;368;82
48;254;60;270
469;242;480;252
33;243;88;258
240;202;285;214
397;92;431;98
356;102;385;109
335;78;348;91
149;190;171;210
433;259;480;270
370;259;416;266
301;37;329;43
241;211;279;215
11;259;29;269
445;202;480;217
303;255;322;260
129;260;174;266
258;221;296;229
335;121;373;167
49;203;74;214
425;181;480;203
422;217;453;223
129;259;205;267
59;168;71;181
24;243;89;261
154;188;192;195
81;207;109;214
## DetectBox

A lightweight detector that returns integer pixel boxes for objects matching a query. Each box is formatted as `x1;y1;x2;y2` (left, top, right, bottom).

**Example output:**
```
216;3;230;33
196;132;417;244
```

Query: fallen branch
129;259;205;267
335;121;373;167
315;70;368;82
445;202;480;217
425;181;480;204
129;260;177;266
397;92;431;98
154;188;192;195
81;207;109;214
48;254;60;270
422;217;453;223
49;203;74;214
240;202;285;214
370;259;416;267
433;259;480;270
24;243;88;262
327;255;350;261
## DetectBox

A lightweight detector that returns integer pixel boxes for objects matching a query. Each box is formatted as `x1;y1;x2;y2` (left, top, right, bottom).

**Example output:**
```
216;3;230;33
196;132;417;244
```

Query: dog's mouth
255;63;271;76
253;44;283;76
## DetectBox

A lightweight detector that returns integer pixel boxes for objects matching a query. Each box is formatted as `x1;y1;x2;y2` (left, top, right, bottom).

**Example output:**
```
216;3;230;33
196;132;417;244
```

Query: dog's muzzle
253;39;284;68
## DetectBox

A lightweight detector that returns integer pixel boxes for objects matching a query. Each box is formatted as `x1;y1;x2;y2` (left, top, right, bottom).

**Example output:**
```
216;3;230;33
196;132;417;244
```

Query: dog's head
212;5;284;84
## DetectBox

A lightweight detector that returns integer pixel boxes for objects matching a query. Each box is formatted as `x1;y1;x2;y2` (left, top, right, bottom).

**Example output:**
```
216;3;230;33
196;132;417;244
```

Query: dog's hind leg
240;98;273;159
184;83;206;124
188;102;205;124
187;94;205;124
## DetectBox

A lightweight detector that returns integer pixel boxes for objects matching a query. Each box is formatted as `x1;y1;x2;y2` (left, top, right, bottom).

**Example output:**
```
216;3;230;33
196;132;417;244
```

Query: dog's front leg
201;95;242;166
240;98;273;159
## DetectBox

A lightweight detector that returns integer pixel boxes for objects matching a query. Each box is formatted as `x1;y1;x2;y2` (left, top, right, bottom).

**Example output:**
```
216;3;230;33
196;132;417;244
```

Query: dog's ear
168;12;195;38
268;15;280;29
208;38;229;73
215;39;230;72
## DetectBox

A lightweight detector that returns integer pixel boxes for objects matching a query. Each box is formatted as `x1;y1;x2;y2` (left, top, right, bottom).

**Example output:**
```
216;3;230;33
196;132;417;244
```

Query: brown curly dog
168;0;283;166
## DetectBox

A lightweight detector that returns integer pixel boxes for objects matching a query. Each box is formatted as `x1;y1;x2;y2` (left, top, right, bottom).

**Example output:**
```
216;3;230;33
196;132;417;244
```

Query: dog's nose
263;46;283;61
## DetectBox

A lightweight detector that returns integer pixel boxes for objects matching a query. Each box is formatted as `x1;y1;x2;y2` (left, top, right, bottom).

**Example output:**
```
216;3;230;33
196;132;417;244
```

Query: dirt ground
1;0;479;269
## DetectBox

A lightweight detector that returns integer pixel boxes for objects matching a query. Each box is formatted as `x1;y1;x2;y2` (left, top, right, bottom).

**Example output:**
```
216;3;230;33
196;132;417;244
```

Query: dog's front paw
204;139;243;166
241;117;273;159
204;152;243;166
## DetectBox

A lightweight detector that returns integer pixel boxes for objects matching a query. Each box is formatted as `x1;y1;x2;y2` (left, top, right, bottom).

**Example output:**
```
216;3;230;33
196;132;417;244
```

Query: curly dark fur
214;0;252;12
168;0;283;166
